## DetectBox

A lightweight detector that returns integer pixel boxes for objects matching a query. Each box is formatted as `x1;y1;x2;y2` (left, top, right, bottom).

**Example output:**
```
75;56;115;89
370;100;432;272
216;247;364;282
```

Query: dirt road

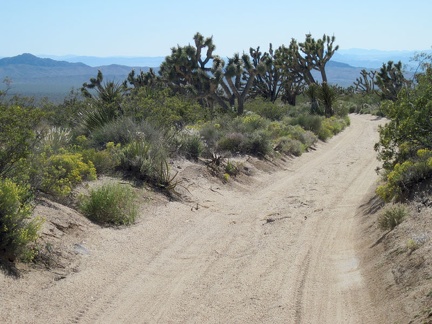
1;114;390;323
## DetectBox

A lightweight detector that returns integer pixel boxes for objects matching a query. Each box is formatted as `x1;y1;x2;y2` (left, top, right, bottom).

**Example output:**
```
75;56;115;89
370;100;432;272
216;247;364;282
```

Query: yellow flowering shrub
41;153;97;197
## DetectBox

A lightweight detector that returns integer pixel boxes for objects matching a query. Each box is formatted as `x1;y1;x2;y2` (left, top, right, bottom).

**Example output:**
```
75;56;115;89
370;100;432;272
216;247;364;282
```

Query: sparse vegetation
5;32;429;278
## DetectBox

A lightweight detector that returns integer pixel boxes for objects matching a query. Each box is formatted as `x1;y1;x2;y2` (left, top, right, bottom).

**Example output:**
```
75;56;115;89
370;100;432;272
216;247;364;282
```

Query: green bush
0;104;45;177
89;117;139;147
334;102;349;117
376;149;432;202
124;89;205;128
79;182;137;225
318;116;350;141
239;113;270;132
266;121;290;138
318;125;333;141
377;204;407;231
177;133;203;160
289;114;322;134
120;140;154;179
41;152;97;197
0;179;43;262
245;99;290;120
80;142;122;175
119;140;177;191
375;67;432;200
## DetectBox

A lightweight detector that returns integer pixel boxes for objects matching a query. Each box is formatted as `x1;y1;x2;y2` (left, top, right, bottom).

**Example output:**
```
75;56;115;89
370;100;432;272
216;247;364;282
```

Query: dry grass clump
378;203;408;231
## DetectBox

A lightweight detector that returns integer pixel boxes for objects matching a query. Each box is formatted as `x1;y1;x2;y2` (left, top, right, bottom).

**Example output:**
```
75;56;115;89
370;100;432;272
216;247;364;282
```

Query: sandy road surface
1;114;389;323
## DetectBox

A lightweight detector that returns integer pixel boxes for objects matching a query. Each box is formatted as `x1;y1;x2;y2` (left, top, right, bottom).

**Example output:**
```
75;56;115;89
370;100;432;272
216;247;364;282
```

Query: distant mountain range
39;55;166;68
1;49;429;102
0;53;152;101
37;48;431;69
333;48;431;69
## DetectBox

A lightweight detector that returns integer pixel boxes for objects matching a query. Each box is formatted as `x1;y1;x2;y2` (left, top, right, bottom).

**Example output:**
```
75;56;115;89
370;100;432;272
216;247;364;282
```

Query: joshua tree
354;69;377;94
299;34;339;83
273;34;338;107
375;61;409;101
159;32;215;102
248;44;283;103
81;70;127;106
126;68;161;90
160;32;266;115
212;53;266;115
282;34;339;86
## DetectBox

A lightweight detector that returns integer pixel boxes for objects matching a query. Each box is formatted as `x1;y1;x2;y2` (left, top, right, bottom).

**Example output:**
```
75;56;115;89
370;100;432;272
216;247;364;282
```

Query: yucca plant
319;82;337;117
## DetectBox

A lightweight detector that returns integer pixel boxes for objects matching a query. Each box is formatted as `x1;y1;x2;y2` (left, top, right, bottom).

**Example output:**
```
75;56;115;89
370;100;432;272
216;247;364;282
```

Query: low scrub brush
377;204;407;231
79;182;137;225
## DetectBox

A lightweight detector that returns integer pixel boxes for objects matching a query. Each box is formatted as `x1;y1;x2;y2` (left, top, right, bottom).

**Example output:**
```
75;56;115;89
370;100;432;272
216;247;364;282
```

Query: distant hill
0;54;152;102
0;53;88;68
41;55;166;68
333;48;432;69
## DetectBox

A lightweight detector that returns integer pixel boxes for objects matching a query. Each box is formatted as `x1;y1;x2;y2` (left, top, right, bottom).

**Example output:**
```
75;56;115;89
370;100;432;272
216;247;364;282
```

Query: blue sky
2;0;431;58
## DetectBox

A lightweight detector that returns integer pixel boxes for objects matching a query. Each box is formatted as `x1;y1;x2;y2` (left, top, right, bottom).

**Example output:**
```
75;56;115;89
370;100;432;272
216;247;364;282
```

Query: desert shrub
0;179;43;262
79;182;137;225
275;137;304;156
89;116;138;147
266;121;290;138
240;113;270;132
289;114;323;134
199;122;222;149
375;68;432;200
80;142;122;175
217;132;245;153
298;131;318;148
377;204;407;231
40;152;97;197
124;88;205;128
241;130;272;156
376;149;432;202
334;102;350;117
119;140;154;179
346;102;359;114
177;133;203;160
406;234;428;252
318;117;350;141
118;139;177;191
245;99;290;120
0;104;45;177
317;124;333;142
